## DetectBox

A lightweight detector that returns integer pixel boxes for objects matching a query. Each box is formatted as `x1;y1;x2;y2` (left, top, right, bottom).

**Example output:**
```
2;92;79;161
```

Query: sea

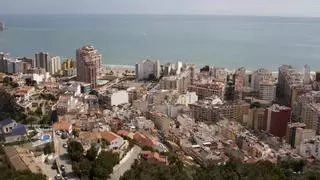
1;14;320;71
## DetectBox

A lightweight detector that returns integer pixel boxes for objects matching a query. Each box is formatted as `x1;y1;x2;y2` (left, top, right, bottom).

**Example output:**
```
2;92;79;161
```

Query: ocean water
1;14;320;70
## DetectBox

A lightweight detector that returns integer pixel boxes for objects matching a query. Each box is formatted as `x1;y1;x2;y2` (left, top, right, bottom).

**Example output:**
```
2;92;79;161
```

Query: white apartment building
176;91;198;106
100;90;129;107
295;128;316;150
299;136;320;160
303;64;311;84
47;56;61;75
301;103;320;134
23;72;51;84
259;82;276;101
135;59;160;80
251;68;273;90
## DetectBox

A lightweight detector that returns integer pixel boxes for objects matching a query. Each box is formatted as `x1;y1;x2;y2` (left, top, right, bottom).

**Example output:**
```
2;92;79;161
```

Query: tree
72;129;80;138
35;107;43;116
3;76;12;85
25;78;32;86
43;142;54;155
86;146;98;161
90;151;119;180
25;116;38;125
11;82;19;88
250;102;262;109
101;139;110;149
68;140;84;162
72;158;92;179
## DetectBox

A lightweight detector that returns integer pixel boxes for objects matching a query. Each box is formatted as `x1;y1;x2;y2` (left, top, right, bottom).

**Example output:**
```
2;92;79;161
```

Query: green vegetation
43;142;54;155
0;89;26;122
250;101;262;109
40;93;57;102
67;140;119;180
67;140;84;162
121;157;320;180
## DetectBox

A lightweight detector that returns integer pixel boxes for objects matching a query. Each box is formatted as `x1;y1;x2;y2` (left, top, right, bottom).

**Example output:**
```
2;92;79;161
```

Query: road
54;135;77;180
109;145;142;180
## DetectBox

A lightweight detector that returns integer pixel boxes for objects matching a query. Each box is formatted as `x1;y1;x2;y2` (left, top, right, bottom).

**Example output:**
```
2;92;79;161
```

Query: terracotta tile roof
141;151;166;163
53;118;72;131
133;132;155;147
100;131;120;142
117;130;130;137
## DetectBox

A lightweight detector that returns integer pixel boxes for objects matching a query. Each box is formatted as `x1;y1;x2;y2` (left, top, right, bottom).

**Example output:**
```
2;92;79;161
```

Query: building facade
76;45;102;88
188;82;225;100
47;56;61;75
99;90;129;107
35;52;49;71
135;59;160;80
277;65;302;106
301;103;320;134
259;82;276;102
265;104;291;137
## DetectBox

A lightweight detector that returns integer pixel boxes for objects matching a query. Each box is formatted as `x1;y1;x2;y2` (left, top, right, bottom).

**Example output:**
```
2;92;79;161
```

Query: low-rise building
134;117;155;130
188;81;225;100
0;118;27;143
141;151;167;164
56;95;79;115
3;146;42;173
78;131;125;150
53;117;72;134
176;91;198;106
99;89;129;108
160;71;190;93
146;111;174;131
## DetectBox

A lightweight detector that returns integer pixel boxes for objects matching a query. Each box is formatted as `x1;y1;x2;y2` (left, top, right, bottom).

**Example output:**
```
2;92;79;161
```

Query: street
109;145;142;180
54;134;77;180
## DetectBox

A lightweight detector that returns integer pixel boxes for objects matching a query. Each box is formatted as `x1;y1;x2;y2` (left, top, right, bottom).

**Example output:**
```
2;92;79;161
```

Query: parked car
61;132;68;139
60;165;65;172
56;131;62;136
55;174;62;180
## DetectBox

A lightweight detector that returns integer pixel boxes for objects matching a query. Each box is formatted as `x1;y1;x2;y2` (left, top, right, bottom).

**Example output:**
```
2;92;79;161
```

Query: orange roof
133;132;155;147
117;130;130;137
141;151;166;163
53;119;72;131
100;131;120;142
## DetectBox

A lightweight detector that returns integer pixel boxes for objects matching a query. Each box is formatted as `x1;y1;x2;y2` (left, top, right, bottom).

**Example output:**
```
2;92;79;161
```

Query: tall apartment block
0;53;23;74
135;59;160;81
76;45;102;89
35;52;49;71
265;104;291;137
277;65;303;106
301;103;320;134
48;56;61;75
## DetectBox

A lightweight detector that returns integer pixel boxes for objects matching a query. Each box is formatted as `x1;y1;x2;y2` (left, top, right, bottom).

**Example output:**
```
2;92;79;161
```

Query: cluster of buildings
3;43;320;178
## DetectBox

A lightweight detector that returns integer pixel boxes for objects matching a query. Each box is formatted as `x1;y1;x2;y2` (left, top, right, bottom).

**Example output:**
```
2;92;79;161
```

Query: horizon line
1;13;320;19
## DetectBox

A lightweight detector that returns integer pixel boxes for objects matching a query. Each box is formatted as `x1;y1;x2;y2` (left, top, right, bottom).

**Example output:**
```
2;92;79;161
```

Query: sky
2;0;320;17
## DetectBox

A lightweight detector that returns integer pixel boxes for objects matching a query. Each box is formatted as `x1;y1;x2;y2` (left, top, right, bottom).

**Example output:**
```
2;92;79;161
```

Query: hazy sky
2;0;320;17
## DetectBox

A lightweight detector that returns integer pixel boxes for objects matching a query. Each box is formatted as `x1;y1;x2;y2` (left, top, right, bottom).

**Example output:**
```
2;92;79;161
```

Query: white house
0;118;27;143
101;131;124;150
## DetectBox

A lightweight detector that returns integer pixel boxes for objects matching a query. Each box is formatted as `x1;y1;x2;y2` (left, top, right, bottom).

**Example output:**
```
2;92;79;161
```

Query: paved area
109;145;142;180
54;134;78;180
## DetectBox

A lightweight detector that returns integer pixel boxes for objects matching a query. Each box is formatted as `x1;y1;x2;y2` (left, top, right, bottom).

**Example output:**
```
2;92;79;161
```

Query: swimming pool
41;135;51;142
